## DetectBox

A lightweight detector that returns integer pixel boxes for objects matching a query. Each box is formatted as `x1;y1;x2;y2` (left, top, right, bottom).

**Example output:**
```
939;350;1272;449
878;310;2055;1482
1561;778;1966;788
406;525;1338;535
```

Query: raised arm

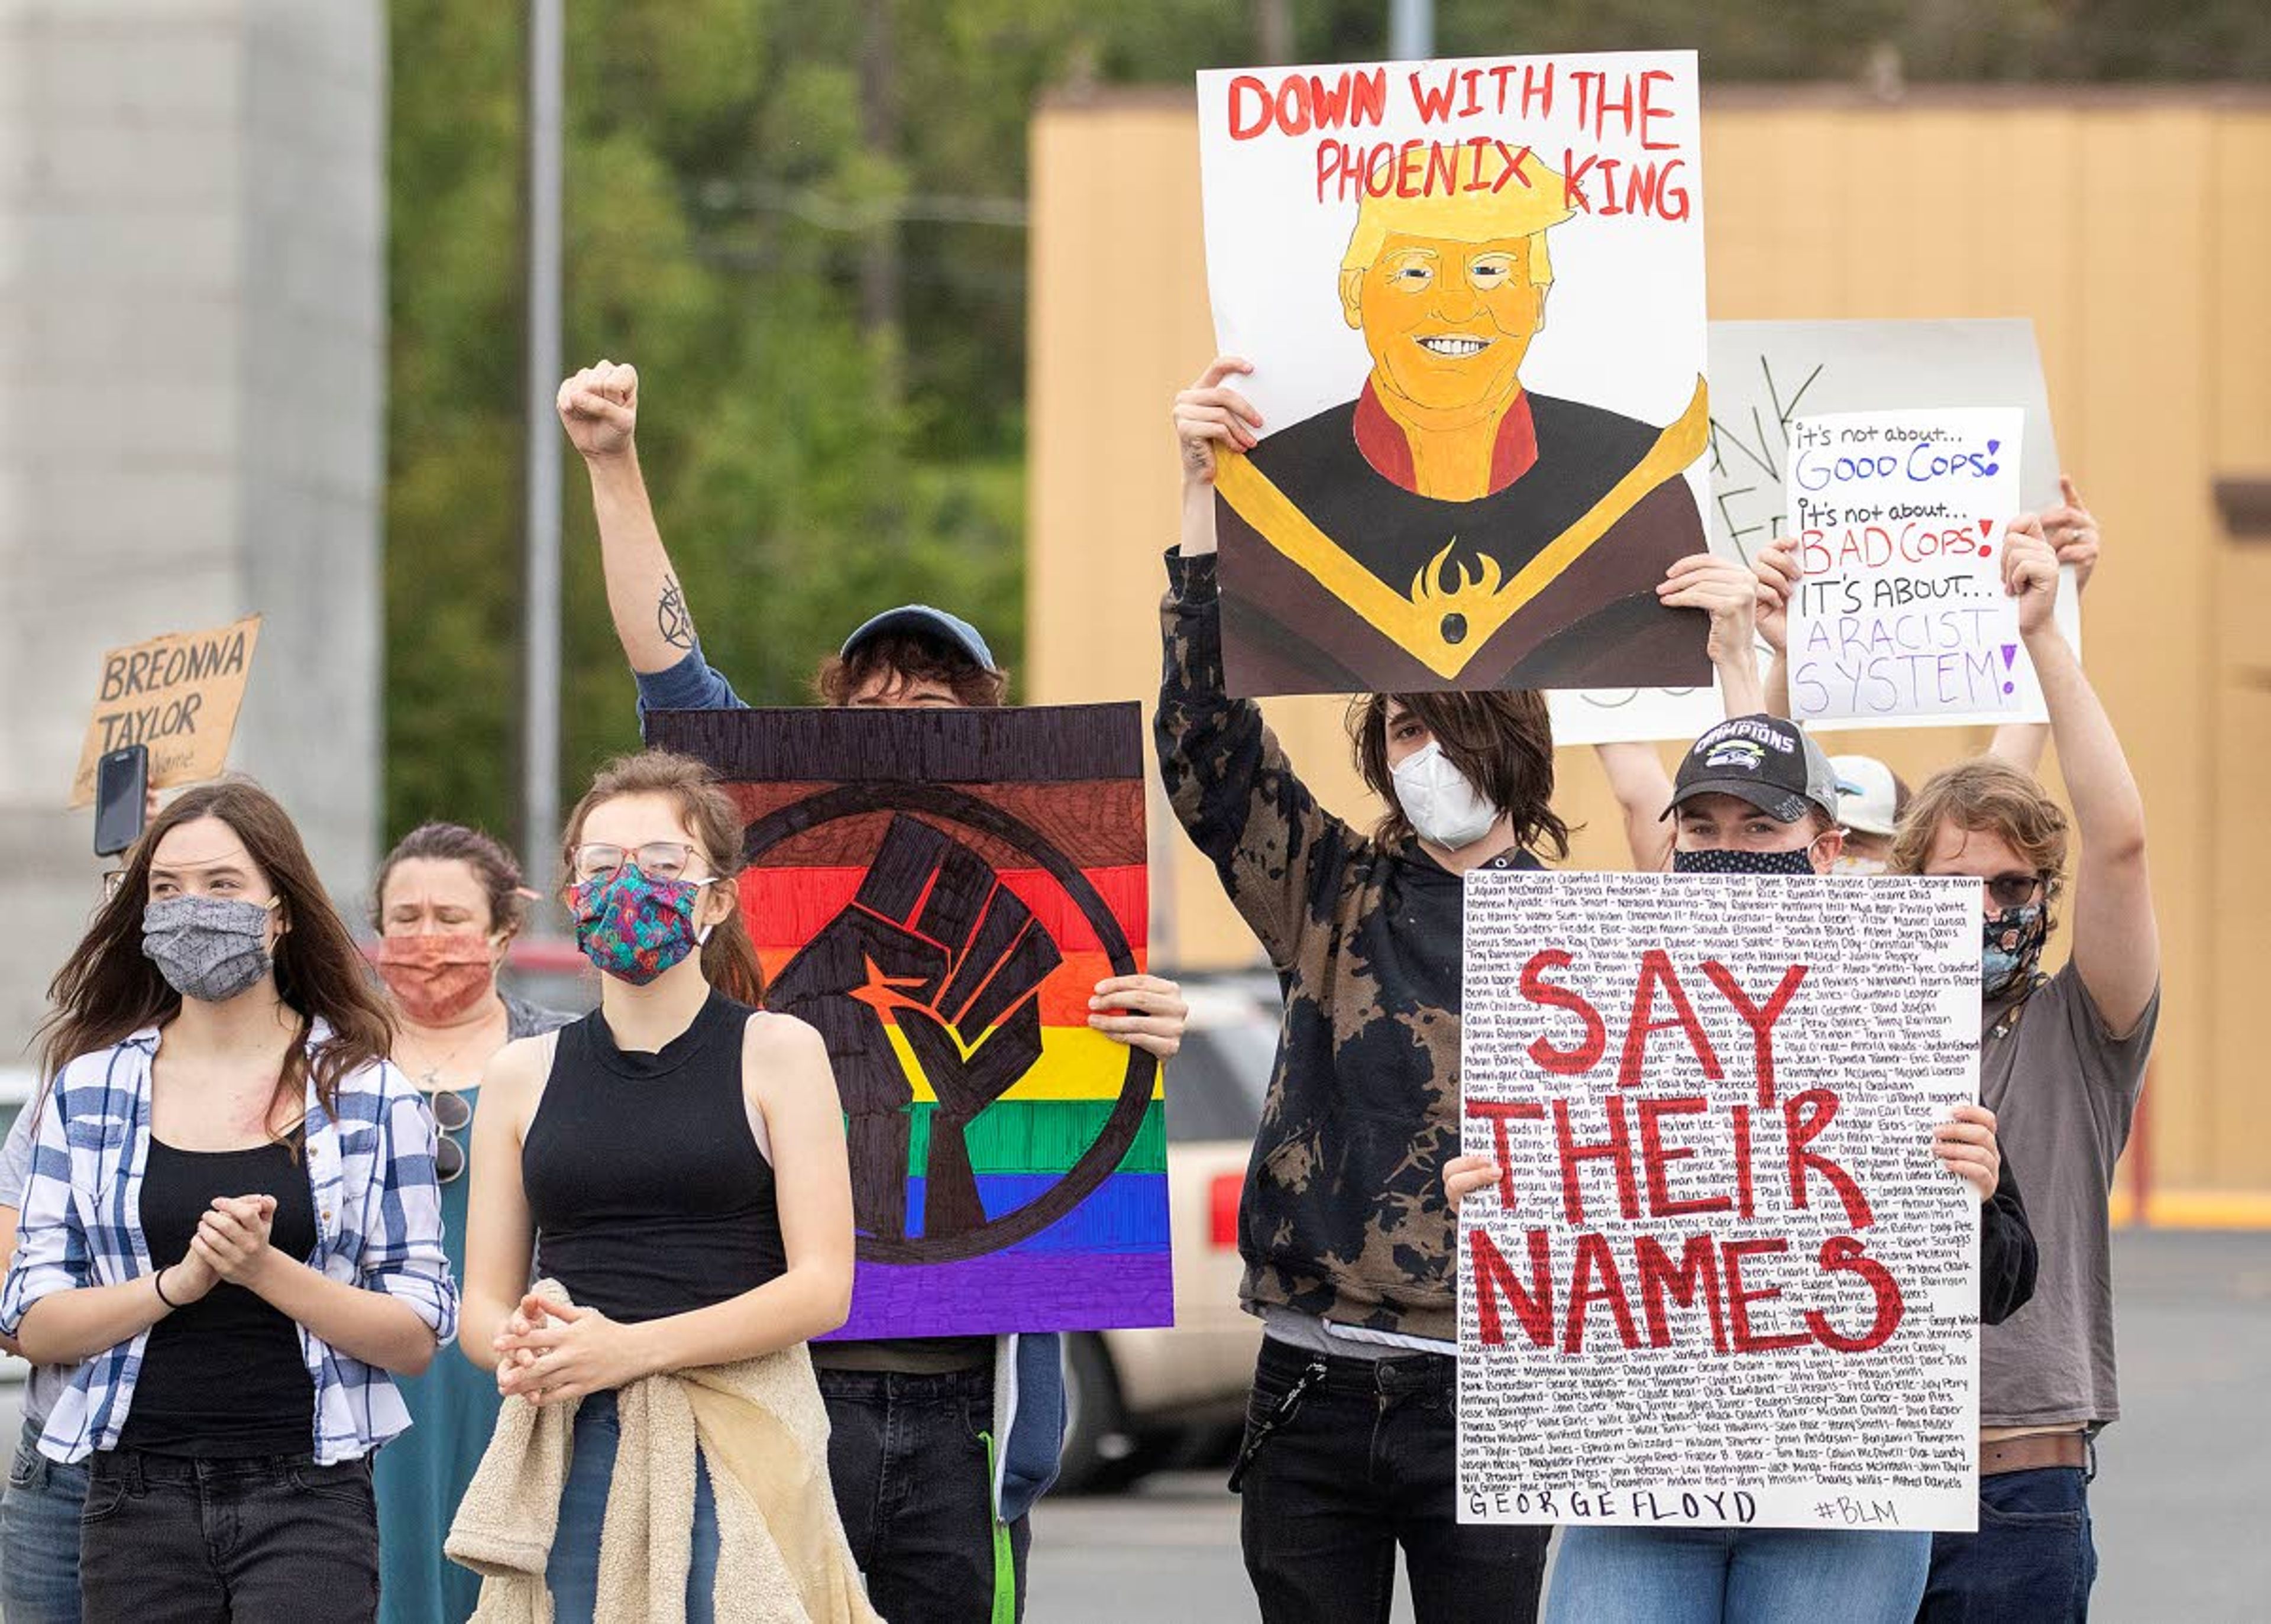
495;1017;854;1402
1159;358;1353;968
558;360;744;713
1988;475;2100;774
1593;743;1675;871
1752;535;1798;718
2003;516;2156;1035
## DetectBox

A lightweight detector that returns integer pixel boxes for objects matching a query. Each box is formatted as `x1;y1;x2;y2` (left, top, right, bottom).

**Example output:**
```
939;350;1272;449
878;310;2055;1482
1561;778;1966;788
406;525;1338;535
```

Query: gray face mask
143;895;277;1004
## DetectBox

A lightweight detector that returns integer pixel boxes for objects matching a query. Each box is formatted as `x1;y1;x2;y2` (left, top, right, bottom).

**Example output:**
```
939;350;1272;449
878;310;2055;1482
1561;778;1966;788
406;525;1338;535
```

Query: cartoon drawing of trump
1214;141;1712;693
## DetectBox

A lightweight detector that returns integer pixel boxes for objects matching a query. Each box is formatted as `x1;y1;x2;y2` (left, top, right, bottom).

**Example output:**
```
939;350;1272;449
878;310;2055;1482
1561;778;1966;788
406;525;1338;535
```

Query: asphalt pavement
1028;1228;2271;1622
0;1230;2262;1620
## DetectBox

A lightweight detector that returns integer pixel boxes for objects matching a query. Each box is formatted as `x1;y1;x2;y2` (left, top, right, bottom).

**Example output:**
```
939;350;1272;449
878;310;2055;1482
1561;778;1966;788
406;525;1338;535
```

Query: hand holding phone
93;744;150;858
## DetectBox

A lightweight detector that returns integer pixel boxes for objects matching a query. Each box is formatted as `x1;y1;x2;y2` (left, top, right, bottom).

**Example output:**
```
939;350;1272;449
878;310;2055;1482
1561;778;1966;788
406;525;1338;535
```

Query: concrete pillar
0;0;386;1057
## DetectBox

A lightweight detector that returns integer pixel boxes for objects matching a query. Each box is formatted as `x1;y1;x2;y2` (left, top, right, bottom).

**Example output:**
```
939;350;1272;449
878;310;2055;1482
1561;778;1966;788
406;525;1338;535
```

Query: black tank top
121;1137;319;1457
523;991;788;1324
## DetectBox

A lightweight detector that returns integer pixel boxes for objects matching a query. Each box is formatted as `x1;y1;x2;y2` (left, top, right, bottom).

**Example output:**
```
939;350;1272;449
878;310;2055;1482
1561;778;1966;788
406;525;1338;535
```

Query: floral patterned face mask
567;865;717;986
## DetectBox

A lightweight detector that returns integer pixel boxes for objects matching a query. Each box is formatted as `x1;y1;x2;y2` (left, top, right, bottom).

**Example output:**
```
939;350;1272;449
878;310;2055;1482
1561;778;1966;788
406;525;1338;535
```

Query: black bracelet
153;1267;180;1309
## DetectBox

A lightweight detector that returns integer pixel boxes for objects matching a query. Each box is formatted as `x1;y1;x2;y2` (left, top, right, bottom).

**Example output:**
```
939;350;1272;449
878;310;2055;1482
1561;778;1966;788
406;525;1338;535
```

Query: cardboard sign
1786;408;2064;728
1457;870;1982;1531
644;702;1171;1340
70;616;263;808
1551;318;2065;745
1195;52;1712;695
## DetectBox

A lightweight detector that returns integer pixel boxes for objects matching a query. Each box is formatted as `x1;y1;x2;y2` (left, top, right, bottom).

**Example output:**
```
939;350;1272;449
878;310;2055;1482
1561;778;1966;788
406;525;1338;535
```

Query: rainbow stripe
649;703;1173;1340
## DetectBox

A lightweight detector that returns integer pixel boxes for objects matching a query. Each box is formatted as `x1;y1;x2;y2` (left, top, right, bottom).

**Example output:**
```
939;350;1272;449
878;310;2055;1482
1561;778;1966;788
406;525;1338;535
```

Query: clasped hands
157;1193;284;1305
492;1294;651;1406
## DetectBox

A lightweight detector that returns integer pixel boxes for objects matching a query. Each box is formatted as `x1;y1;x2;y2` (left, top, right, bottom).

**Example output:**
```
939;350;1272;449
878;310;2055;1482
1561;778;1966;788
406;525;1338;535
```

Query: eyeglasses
1985;872;2045;911
567;842;706;884
429;1089;472;1185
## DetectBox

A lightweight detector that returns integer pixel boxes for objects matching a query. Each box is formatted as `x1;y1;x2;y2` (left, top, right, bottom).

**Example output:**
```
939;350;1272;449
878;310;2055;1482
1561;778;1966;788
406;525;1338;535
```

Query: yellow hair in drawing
1338;142;1576;281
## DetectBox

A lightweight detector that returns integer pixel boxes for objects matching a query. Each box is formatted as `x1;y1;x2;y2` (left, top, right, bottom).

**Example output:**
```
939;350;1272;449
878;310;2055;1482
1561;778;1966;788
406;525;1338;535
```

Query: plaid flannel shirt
0;1024;459;1465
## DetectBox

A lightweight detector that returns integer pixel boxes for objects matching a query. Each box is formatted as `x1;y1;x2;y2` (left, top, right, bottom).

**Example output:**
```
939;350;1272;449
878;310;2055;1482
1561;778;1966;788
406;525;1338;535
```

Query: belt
1980;1432;2088;1476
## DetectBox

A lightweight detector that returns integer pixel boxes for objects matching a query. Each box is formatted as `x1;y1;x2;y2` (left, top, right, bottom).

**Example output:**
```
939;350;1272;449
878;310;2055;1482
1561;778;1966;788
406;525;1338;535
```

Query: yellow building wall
1024;88;2271;1199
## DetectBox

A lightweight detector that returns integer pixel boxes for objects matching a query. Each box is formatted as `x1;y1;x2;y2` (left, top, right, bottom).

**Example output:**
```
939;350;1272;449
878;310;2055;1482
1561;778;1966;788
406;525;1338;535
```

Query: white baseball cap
1830;755;1908;837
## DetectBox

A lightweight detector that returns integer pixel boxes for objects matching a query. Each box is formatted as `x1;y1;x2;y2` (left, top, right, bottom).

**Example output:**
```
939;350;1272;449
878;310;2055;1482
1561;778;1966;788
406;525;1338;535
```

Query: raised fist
557;358;638;459
768;815;1063;1243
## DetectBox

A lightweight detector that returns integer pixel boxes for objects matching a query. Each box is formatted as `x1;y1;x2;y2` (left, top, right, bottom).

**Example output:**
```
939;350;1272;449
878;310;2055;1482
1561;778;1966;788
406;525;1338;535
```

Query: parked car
1054;970;1277;1493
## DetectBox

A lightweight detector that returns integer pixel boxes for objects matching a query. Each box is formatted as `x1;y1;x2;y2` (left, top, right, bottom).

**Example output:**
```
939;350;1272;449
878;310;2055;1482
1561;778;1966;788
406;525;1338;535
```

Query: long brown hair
1889;758;2071;931
559;751;766;1006
1350;691;1570;859
371;821;532;937
39;779;396;1129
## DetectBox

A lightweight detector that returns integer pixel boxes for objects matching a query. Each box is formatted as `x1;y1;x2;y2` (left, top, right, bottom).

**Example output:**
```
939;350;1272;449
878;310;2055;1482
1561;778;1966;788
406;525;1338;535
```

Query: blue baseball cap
839;604;997;671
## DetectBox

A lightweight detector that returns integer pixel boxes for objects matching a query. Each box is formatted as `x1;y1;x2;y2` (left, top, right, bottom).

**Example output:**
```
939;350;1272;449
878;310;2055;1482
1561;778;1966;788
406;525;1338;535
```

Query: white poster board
1195;53;1712;697
1552;318;2066;744
1457;871;1982;1532
1785;408;2058;729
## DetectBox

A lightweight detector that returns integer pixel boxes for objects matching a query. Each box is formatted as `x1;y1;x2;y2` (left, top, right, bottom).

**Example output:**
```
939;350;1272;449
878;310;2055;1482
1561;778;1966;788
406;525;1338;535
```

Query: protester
1892;516;2156;1622
0;1111;86;1624
1164;356;1771;1624
366;823;572;1624
455;750;870;1622
1448;713;2040;1623
559;356;1189;1622
0;781;457;1622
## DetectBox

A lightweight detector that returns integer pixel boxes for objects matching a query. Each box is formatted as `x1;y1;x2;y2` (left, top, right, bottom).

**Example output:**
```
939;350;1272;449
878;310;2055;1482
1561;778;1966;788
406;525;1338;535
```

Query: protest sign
645;702;1170;1340
1195;51;1712;696
1457;870;1981;1532
1785;407;2054;729
1551;318;2066;745
69;616;263;808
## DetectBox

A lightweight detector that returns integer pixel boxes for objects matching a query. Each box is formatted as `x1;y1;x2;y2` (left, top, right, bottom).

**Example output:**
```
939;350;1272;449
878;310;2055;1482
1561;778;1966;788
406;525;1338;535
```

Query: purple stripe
826;1250;1175;1341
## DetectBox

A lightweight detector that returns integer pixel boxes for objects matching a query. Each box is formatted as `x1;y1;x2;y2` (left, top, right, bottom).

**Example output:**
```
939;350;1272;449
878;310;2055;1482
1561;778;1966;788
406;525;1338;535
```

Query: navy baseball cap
1661;714;1844;826
839;605;997;671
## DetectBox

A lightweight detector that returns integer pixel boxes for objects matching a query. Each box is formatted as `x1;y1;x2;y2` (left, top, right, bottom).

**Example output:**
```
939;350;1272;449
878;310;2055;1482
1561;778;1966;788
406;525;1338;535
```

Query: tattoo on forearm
657;576;694;651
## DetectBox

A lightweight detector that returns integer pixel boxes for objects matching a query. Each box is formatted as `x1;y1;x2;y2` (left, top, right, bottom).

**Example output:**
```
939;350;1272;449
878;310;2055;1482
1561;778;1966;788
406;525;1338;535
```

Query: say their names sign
1457;871;1982;1532
70;616;263;807
1784;408;2065;729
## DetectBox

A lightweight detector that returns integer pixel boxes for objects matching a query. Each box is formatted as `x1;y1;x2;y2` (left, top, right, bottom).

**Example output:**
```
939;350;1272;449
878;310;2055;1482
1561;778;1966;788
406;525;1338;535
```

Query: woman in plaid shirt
0;781;457;1623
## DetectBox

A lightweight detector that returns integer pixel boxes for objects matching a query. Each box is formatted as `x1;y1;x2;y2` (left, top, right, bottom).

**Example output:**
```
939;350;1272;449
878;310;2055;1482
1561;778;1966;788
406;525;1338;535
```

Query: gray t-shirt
1978;961;2158;1428
0;1100;72;1431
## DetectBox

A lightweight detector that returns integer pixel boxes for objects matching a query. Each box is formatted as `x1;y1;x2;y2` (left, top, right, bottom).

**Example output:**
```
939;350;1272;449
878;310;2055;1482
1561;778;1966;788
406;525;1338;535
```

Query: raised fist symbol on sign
768;814;1063;1243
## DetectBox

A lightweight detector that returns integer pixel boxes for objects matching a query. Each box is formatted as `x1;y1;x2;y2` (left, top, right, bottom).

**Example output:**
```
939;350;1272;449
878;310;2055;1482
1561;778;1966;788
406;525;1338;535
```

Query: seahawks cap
1661;714;1843;826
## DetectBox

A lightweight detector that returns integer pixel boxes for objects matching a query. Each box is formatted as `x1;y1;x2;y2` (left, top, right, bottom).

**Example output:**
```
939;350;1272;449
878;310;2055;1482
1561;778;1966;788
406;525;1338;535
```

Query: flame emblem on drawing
1409;538;1510;645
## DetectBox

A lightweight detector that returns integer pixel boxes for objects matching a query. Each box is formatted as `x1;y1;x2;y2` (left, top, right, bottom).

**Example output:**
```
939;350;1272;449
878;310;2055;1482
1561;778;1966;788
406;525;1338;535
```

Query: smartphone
93;744;150;858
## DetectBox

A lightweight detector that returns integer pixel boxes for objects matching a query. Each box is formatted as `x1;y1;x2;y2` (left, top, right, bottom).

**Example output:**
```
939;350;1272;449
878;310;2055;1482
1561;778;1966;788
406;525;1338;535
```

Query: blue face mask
1983;903;2048;997
1671;846;1819;876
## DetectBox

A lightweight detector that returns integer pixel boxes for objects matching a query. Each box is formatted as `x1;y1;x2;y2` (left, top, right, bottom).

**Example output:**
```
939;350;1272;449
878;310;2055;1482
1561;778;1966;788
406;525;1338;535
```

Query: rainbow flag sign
645;703;1171;1339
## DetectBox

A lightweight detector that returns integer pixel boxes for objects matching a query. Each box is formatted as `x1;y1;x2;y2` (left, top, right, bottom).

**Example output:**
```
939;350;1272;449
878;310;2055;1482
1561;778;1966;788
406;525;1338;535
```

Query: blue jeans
1;1421;87;1624
1546;1525;1932;1624
546;1390;720;1623
1920;1467;2095;1622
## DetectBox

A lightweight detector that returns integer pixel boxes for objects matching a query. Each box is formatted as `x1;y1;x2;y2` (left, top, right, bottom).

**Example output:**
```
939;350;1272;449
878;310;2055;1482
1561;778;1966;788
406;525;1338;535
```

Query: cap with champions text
839;605;997;671
1661;714;1843;826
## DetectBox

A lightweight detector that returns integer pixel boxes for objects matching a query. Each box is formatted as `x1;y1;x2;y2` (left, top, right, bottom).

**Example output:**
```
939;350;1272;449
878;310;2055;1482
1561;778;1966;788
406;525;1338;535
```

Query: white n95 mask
1390;740;1500;850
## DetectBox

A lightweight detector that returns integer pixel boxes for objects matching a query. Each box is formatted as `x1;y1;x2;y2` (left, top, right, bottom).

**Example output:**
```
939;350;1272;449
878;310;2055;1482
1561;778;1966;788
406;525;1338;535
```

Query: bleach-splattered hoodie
1156;549;1541;1342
